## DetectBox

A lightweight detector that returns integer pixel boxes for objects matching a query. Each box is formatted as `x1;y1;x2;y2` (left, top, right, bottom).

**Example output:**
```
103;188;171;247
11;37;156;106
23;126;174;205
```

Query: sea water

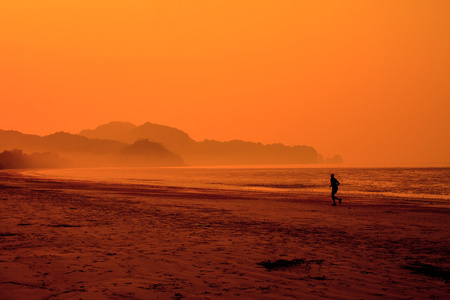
28;166;450;207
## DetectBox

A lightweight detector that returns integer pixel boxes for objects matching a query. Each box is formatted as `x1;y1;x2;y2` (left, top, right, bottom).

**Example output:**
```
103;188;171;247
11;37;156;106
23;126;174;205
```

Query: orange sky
1;1;449;166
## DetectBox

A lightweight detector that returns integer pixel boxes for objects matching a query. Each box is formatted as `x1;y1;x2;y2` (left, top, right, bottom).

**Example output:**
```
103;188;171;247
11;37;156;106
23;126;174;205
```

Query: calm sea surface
27;166;450;207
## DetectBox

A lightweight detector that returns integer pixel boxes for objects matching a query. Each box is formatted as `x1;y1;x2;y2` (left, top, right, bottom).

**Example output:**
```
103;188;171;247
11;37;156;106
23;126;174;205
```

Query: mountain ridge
78;121;335;165
0;121;342;168
0;129;184;168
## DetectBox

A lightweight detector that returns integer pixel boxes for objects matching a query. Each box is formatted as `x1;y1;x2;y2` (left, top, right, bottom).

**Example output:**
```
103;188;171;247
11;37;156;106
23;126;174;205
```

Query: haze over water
30;166;450;208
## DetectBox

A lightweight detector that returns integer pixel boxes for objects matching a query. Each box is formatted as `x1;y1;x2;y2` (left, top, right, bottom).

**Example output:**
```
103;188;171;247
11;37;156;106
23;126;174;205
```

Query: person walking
330;174;342;206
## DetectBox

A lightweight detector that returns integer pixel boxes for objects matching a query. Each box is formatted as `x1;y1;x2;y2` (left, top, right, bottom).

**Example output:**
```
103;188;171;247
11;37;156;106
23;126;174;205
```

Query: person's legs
333;188;342;204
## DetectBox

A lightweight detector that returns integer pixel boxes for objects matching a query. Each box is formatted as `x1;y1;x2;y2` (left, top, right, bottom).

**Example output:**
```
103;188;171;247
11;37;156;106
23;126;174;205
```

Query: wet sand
0;171;449;299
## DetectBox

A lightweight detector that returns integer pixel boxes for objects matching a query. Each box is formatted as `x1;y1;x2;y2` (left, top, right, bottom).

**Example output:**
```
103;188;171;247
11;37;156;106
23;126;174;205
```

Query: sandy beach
0;171;448;299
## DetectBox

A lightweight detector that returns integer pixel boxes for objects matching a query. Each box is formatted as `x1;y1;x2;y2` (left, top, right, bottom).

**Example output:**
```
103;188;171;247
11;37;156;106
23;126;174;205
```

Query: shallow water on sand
27;166;450;207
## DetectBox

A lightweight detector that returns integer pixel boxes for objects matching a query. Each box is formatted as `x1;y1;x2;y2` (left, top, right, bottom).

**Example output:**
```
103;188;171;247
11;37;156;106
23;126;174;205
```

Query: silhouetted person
330;174;342;206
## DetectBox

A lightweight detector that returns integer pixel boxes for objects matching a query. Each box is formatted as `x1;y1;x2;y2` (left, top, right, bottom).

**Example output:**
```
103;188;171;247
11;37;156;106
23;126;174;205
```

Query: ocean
26;166;450;208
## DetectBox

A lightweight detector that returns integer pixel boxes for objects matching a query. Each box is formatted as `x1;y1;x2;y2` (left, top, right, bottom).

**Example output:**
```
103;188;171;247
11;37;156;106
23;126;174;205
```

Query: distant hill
326;155;344;164
0;129;184;168
80;122;195;153
79;121;330;165
192;139;321;165
0;149;70;169
0;130;126;156
0;122;341;168
119;139;184;167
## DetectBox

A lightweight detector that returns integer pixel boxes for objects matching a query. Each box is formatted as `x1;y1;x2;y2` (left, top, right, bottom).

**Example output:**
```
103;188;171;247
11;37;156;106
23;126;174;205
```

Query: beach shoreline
0;170;448;299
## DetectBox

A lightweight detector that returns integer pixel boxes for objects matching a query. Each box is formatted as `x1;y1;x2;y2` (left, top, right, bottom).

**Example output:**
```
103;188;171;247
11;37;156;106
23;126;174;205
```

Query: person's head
331;174;334;178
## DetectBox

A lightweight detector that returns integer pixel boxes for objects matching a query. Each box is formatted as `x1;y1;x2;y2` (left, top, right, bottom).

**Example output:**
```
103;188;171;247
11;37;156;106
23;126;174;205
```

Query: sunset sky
1;1;449;166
